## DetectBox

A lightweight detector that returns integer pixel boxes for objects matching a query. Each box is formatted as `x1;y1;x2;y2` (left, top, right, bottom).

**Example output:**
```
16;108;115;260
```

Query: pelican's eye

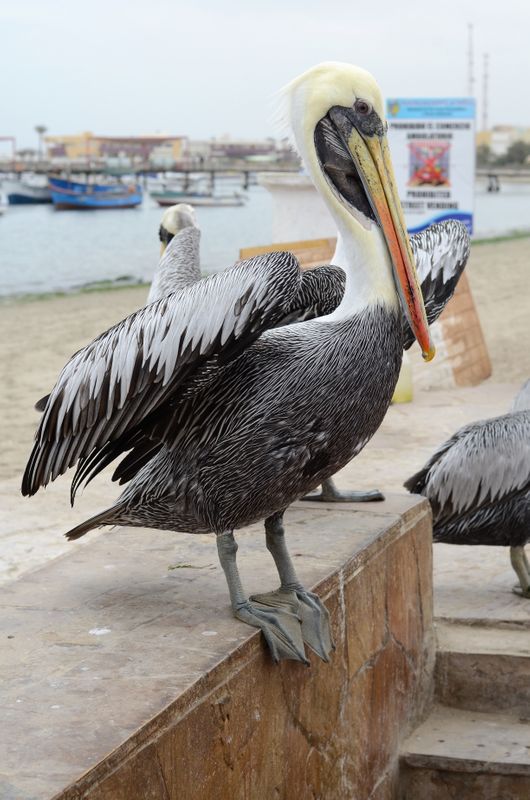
354;99;372;115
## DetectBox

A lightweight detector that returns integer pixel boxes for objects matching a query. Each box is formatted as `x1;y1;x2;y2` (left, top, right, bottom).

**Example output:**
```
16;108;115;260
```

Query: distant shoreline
0;277;149;305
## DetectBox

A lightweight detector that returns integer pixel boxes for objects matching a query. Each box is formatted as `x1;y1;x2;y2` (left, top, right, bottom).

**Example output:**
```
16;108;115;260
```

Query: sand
1;236;529;583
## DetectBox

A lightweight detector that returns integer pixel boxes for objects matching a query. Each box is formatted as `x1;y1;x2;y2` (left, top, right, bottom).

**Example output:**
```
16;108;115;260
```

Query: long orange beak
346;128;435;361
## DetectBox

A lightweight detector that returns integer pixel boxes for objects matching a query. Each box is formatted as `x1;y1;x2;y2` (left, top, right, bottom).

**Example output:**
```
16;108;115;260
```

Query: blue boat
49;177;142;210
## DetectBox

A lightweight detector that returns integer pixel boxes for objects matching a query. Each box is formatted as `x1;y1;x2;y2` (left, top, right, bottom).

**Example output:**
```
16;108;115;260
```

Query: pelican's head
281;62;434;361
158;203;198;256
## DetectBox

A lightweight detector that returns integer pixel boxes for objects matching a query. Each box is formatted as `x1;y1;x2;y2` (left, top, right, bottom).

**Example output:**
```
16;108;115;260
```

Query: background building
44;133;187;167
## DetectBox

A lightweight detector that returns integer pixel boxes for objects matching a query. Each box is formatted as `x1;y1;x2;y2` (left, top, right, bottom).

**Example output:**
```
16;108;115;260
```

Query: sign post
386;98;476;234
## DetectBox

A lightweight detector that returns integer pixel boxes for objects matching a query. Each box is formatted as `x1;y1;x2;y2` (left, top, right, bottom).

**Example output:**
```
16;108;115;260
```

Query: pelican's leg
510;545;530;598
523;546;530;575
216;530;308;664
301;476;385;503
251;512;334;662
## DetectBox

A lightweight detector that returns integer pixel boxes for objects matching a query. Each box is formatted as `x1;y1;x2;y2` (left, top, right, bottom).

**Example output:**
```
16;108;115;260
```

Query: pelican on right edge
24;62;449;664
405;381;530;596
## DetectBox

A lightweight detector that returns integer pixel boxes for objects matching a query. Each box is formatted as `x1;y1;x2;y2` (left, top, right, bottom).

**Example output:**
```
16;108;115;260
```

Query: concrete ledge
1;495;433;800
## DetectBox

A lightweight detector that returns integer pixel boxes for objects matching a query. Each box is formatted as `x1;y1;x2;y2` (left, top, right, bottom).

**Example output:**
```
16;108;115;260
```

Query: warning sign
387;98;476;234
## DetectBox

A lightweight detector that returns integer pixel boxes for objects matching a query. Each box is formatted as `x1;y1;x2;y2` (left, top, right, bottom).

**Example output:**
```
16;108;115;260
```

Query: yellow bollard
392;352;413;404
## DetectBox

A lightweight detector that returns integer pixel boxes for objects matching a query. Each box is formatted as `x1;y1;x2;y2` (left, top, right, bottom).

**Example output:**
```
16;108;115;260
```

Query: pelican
151;204;381;503
24;62;450;664
148;203;201;300
152;206;469;505
405;380;530;596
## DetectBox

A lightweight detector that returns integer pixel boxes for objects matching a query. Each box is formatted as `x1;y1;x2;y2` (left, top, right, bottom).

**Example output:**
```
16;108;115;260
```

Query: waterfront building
44;133;187;167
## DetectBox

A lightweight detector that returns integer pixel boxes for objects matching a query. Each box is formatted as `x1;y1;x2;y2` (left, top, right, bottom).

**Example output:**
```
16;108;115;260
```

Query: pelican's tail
65;507;119;541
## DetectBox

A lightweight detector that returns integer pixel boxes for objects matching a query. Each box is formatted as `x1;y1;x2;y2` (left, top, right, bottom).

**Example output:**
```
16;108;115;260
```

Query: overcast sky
2;0;529;150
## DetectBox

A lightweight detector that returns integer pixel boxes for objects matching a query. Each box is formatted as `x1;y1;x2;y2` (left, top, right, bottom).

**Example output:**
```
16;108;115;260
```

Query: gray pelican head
281;62;435;361
158;203;198;256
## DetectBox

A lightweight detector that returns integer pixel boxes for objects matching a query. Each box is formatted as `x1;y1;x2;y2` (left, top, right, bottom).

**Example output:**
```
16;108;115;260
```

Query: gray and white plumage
24;218;470;512
149;212;469;509
64;304;401;539
22;251;314;498
405;382;530;554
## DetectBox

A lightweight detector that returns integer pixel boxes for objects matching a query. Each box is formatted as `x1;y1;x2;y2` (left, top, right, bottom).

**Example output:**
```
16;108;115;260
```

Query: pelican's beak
158;225;173;257
328;109;435;361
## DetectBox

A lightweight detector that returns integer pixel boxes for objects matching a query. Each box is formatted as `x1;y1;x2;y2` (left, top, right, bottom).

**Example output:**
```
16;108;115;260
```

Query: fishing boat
49;177;142;210
150;188;245;207
3;178;52;205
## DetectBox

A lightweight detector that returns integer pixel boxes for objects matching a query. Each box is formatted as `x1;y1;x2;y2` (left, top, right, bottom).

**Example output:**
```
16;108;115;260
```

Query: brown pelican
23;62;443;665
153;206;470;506
405;380;530;596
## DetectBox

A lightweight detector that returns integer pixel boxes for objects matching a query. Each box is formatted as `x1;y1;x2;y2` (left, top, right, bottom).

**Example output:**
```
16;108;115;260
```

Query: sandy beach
1;235;529;582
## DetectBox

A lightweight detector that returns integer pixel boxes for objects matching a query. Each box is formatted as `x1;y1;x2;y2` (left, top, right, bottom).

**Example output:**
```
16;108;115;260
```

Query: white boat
3;177;52;205
151;188;246;207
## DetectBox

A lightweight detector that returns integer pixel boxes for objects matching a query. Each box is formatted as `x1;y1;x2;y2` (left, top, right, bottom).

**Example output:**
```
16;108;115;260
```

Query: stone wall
1;497;434;800
78;502;433;800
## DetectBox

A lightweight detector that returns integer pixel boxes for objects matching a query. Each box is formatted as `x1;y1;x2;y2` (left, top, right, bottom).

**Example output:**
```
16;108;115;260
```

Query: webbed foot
511;584;530;599
295;589;334;661
302;477;384;503
250;588;333;662
241;590;309;664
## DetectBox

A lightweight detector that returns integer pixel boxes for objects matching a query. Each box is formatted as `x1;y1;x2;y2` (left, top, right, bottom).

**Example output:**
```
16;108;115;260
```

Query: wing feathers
406;412;530;522
22;252;301;497
403;219;470;349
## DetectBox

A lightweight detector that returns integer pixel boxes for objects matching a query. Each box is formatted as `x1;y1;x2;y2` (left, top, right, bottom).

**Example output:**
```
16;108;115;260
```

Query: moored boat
4;179;52;205
49;177;142;210
150;189;245;207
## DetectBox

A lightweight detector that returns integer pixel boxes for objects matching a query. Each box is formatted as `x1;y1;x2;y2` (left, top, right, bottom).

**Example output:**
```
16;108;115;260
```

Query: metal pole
467;23;475;97
482;53;489;132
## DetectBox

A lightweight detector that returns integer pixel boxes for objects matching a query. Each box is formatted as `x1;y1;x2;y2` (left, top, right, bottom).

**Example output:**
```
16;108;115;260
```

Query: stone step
435;622;530;716
400;704;530;800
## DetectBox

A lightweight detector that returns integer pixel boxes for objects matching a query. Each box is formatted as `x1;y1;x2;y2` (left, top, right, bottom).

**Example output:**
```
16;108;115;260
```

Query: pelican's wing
22;251;302;497
147;226;201;303
279;265;345;323
402;220;470;349
69;263;347;497
404;411;530;523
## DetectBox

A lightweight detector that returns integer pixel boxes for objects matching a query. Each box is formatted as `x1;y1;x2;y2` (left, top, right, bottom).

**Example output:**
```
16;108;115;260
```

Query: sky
1;0;529;150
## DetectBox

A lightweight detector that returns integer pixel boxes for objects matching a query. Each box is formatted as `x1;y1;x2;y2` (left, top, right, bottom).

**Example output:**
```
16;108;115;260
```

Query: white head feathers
275;61;384;159
160;203;198;236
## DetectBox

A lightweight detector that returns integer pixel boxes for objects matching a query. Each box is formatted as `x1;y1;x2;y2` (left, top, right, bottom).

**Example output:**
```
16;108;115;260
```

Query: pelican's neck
330;218;398;319
296;129;398;320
